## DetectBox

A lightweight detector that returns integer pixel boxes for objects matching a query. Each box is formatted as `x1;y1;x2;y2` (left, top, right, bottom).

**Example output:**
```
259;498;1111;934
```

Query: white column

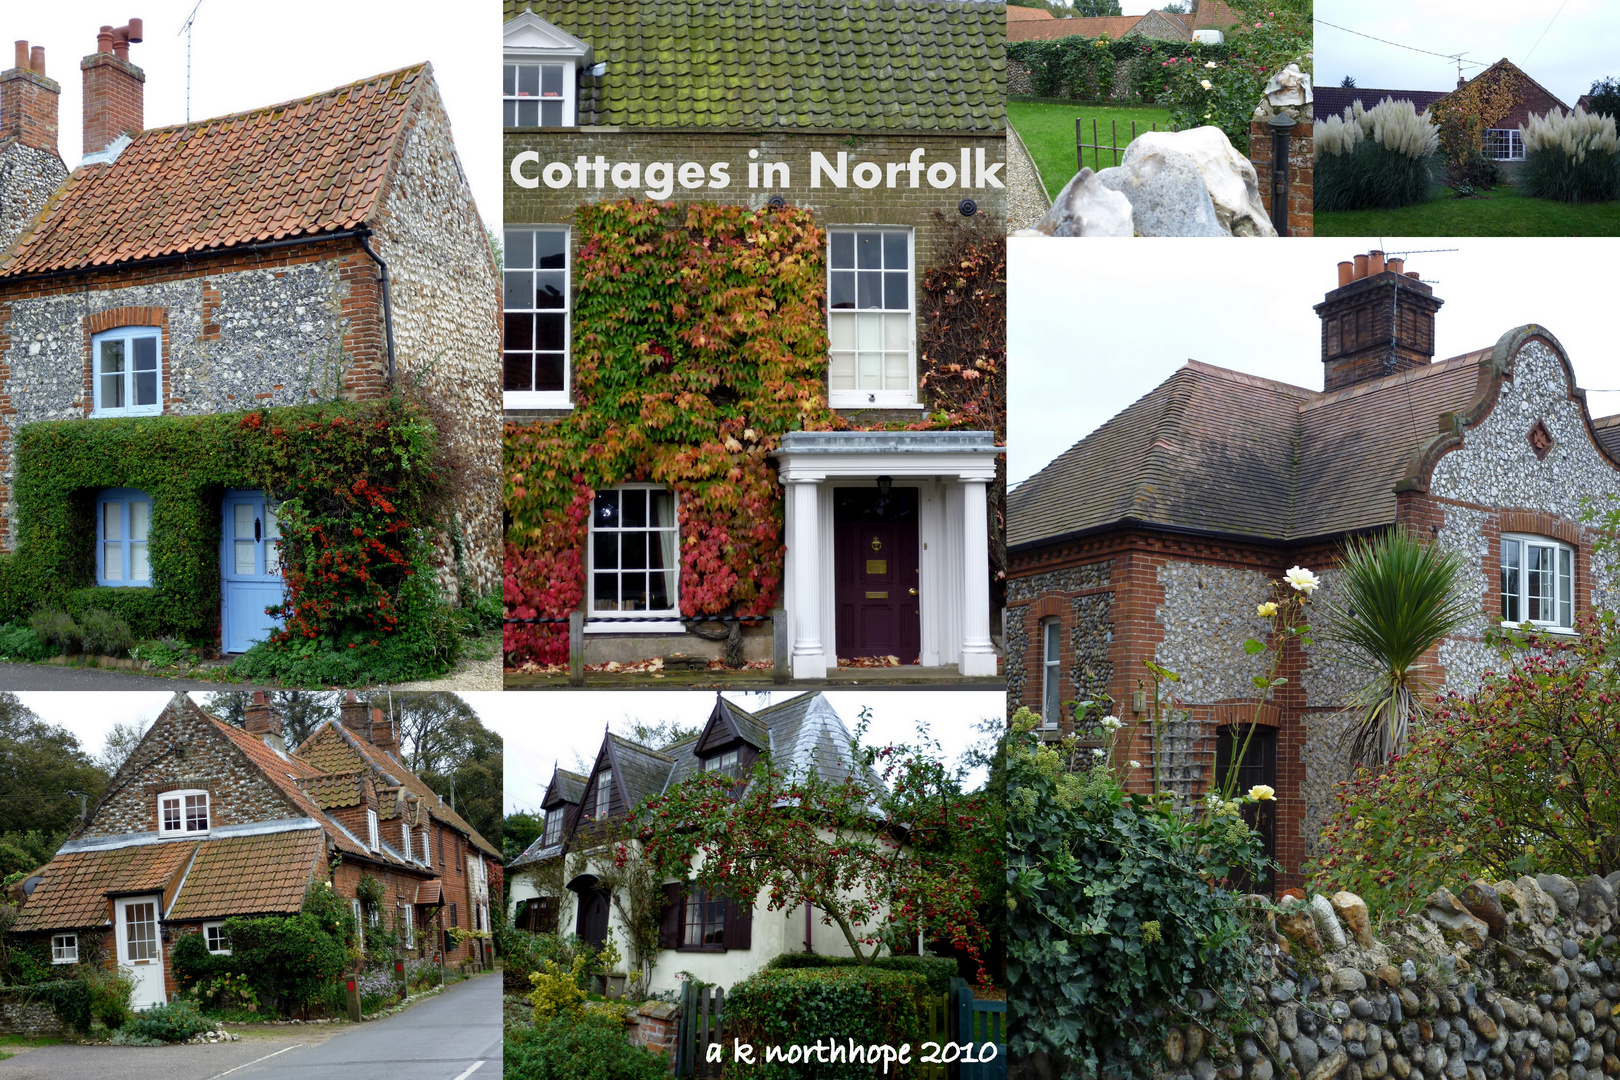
789;478;827;680
958;477;997;676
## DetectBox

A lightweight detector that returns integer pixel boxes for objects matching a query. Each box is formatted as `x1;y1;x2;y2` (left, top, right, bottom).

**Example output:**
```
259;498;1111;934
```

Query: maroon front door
833;488;920;662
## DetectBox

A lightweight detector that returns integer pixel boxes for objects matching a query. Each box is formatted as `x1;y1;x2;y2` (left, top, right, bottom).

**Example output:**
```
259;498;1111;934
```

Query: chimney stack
340;691;400;760
81;19;143;160
1;40;60;155
1314;250;1444;392
243;690;286;755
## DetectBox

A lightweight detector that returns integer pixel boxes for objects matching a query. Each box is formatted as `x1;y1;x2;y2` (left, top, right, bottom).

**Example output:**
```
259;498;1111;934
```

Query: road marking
450;1062;486;1080
203;1044;304;1080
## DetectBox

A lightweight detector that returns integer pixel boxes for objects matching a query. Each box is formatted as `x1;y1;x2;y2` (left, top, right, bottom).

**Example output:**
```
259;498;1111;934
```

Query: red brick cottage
1006;251;1620;890
11;692;500;1010
0;22;499;650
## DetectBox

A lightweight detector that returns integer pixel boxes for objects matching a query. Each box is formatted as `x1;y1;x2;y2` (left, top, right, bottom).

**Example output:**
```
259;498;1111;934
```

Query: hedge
763;953;958;996
1008;37;1231;104
724;967;931;1079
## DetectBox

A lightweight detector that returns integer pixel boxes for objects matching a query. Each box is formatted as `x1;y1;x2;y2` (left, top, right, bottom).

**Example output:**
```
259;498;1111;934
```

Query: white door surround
114;893;166;1011
773;431;1001;679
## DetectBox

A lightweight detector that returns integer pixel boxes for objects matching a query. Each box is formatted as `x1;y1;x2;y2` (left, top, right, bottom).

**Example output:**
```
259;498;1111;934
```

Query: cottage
0;23;499;651
10;692;500;1010
501;0;1006;679
508;692;915;992
1005;250;1620;890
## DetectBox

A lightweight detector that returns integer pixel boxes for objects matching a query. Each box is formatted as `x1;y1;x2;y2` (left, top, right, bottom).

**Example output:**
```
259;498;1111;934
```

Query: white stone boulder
1025;167;1135;237
1122;127;1277;237
1093;147;1226;237
1263;63;1313;108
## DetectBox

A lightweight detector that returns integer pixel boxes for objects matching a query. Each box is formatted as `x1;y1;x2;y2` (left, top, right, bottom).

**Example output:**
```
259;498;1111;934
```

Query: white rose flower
1200;79;1213;90
1091;748;1106;759
1284;566;1319;594
1205;61;1218;69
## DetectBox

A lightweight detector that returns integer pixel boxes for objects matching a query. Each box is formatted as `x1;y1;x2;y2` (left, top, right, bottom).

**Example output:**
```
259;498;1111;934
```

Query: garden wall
1160;872;1620;1080
0;989;66;1036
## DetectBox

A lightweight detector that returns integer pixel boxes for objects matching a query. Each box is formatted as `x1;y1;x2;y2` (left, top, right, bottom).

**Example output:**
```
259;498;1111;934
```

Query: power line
1523;0;1570;65
1317;19;1487;70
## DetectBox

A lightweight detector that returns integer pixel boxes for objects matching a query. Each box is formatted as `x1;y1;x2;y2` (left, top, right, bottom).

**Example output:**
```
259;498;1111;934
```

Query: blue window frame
97;488;153;587
91;326;162;417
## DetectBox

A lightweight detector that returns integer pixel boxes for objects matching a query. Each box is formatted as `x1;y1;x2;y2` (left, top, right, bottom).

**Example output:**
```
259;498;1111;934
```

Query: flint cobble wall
0;992;65;1036
0;142;66;255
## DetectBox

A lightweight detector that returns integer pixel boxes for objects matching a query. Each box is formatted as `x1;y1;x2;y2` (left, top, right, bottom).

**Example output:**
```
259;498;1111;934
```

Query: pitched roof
1312;86;1451;124
164;829;326;921
509;0;1005;131
1006;5;1052;20
14;840;195;931
607;734;677;808
1188;1;1239;31
1008;355;1490;549
415;879;443;905
0;64;429;277
1007;14;1142;42
298;770;374;810
1595;415;1620;461
542;768;587;808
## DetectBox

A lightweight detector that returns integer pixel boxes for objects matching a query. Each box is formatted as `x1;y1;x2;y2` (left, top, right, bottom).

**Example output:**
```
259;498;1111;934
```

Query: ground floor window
51;933;77;963
204;921;231;955
1041;617;1062;727
1483;128;1524;160
590;486;678;616
97;488;153;586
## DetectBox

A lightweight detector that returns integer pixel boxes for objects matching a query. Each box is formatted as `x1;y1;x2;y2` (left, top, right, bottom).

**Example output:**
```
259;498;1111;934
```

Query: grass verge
1315;184;1620;236
1009;99;1173;198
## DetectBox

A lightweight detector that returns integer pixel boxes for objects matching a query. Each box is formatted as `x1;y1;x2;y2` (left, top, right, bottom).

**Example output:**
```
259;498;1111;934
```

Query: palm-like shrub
1315;98;1441;210
1518;107;1620;203
1318;528;1474;768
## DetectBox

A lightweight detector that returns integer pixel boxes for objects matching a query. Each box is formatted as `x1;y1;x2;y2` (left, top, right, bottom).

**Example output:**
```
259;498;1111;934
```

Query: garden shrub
504;1008;669;1080
763;953;958;996
1004;708;1269;1075
21;977;92;1033
27;608;80;653
170;930;235;992
1310;613;1620;916
78;608;135;657
724;968;929;1079
84;964;136;1031
213;883;353;1015
1315;98;1440;211
0;622;49;661
1518;107;1620;203
126;999;212;1043
0;398;459;682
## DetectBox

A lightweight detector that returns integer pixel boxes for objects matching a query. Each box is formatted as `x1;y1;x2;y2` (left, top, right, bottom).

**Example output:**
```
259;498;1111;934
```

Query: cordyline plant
1309;611;1620;916
632;722;993;984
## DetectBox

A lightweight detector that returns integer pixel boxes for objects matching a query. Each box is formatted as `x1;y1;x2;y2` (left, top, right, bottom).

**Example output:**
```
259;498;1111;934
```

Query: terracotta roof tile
165;830;326;921
1008;15;1141;42
415;879;443;905
298;771;373;810
15;841;196;931
1006;5;1052;19
1;64;427;277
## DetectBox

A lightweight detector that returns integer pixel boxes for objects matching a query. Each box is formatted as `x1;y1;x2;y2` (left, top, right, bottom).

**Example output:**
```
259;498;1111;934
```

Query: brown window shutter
658;883;683;949
724;892;752;951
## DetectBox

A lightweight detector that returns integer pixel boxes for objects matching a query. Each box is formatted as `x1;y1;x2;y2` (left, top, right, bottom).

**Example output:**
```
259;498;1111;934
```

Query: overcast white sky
1008;238;1620;489
16;1;500;225
1315;0;1618;108
489;692;1004;817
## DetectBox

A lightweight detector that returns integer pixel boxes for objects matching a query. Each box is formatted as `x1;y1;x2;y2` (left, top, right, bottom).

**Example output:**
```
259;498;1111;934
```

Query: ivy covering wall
503;200;1007;668
0;398;459;681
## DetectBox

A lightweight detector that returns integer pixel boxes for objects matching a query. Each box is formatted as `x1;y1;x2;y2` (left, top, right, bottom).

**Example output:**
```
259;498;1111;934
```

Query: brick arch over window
81;306;171;418
1496;510;1583;548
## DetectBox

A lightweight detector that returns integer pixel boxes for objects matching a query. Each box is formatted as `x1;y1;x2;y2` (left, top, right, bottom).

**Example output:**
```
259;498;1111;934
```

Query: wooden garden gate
952;981;1007;1080
676;981;725;1079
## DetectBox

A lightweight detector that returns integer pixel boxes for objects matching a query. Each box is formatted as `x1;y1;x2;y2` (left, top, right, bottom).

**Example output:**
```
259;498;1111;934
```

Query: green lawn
1315;184;1620;236
1009;99;1173;199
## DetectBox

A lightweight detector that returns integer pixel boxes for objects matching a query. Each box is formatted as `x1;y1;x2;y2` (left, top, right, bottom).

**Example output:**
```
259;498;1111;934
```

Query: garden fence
952;980;1007;1080
918;991;950;1080
1076;117;1173;173
677;981;725;1079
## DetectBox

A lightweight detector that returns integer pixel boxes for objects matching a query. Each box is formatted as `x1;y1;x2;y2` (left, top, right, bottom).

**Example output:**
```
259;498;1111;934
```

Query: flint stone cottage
502;0;1006;678
1006;251;1620;891
11;692;501;1010
508;692;907;991
0;23;499;650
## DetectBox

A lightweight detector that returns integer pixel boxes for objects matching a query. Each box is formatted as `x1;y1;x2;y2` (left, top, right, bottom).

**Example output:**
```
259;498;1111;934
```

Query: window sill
674;945;728;953
1499;621;1577;637
91;409;164;419
829;395;925;410
95;582;153;589
504;391;573;410
584;619;686;634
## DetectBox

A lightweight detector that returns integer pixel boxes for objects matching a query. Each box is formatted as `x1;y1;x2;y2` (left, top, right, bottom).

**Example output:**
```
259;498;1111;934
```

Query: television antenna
178;0;205;122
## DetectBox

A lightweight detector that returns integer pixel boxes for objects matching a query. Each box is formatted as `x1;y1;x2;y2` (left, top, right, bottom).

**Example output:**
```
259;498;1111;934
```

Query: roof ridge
1300;353;1483;412
1179;359;1318;397
607;732;676;760
136;63;429;138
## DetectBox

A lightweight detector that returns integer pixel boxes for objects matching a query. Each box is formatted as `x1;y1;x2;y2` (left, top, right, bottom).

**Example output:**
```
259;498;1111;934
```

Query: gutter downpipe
356;228;398;382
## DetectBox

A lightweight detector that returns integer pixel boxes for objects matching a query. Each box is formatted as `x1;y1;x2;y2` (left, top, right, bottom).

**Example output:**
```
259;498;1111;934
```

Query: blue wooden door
220;490;284;653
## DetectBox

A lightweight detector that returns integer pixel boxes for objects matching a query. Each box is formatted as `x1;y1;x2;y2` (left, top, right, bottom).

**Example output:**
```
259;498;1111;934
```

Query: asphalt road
0;663;222;690
0;974;500;1080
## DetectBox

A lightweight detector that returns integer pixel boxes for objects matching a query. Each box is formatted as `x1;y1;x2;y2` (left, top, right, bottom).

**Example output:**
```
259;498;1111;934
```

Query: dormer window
542;811;563;845
422;827;431;865
503;11;592;130
703;749;741;778
594;769;613;819
1501;534;1574;632
158;790;208;835
367;809;380;852
402;821;413;861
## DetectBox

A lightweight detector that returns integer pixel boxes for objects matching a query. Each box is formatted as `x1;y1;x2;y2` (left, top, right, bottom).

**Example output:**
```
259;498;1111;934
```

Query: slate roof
715;699;771;750
545;769;587;807
1008;355;1489;549
609;734;678;808
164;830;326;921
13;840;195;931
509;0;1005;131
0;64;428;277
1312;86;1450;124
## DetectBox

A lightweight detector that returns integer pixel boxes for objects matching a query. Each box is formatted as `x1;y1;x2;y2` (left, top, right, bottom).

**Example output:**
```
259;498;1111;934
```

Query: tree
1341;75;1357;88
94;719;152;775
1066;0;1122;14
1587;76;1620;119
623;718;700;751
0;694;108;837
425;750;502;852
504;811;545;864
1161;1;1186;12
1318;528;1474;768
205;691;339;749
636;720;993;981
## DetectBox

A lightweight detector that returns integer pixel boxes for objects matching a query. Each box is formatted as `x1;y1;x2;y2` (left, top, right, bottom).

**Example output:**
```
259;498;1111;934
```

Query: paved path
0;663;222;690
1006;125;1052;232
0;974;499;1080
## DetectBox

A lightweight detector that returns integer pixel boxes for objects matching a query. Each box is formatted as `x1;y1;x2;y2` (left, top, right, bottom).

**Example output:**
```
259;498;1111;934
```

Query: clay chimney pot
1353;254;1368;280
1405;271;1420;279
1337;261;1353;287
13;41;27;70
97;27;114;55
30;46;44;75
1388;257;1405;276
1369;250;1385;276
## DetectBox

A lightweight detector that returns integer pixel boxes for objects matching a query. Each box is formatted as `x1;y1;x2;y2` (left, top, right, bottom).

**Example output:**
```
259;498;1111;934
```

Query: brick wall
80;52;143;156
1247;118;1313;237
0;65;59;153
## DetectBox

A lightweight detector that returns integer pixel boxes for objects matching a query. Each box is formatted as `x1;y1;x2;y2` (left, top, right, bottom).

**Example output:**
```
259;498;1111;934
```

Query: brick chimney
81;19;143;159
339;691;400;760
2;41;59;155
243;690;287;755
1313;250;1444;392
